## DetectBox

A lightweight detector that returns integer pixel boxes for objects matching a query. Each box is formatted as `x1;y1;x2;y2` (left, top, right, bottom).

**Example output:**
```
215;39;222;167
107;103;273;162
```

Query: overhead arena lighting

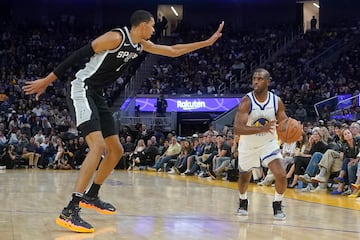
171;6;179;16
313;2;320;8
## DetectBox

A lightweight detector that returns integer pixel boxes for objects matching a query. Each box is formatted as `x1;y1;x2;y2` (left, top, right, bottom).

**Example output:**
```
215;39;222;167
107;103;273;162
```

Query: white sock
274;192;284;202
239;192;247;200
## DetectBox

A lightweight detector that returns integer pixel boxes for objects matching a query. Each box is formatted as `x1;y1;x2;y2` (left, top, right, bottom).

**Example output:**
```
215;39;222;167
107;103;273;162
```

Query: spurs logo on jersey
116;51;138;62
74;26;143;88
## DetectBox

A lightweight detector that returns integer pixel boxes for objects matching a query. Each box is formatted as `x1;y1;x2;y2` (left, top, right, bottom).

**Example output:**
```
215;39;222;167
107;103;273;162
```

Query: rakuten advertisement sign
135;97;242;112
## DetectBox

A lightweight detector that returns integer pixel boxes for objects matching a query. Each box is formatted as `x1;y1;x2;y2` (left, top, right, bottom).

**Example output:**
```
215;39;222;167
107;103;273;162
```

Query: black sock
86;182;101;197
67;192;83;209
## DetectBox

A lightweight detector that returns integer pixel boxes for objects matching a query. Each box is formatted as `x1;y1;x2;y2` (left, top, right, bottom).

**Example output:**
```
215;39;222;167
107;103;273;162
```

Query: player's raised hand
205;21;224;46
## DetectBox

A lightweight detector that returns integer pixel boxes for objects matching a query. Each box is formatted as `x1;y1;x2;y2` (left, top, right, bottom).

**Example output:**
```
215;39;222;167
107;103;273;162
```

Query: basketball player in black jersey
23;10;224;233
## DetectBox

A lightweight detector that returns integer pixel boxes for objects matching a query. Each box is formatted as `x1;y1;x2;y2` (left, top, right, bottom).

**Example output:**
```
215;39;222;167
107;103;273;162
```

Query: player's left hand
206;21;224;46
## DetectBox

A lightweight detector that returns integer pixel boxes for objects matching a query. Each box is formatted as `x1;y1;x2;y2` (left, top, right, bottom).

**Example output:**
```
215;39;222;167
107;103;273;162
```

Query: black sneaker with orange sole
79;195;117;215
55;206;94;233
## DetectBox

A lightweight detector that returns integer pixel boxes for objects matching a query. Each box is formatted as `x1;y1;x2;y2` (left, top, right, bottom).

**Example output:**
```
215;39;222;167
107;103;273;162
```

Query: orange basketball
277;118;303;143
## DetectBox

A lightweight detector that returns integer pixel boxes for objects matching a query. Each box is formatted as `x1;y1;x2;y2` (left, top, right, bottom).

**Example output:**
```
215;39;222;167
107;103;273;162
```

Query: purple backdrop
128;97;242;112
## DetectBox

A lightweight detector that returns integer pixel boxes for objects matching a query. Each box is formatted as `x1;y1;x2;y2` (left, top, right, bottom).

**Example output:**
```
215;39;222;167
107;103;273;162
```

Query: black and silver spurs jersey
74;26;143;88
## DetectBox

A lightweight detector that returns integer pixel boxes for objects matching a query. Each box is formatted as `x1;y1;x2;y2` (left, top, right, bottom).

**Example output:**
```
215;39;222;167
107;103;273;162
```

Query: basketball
277;117;303;143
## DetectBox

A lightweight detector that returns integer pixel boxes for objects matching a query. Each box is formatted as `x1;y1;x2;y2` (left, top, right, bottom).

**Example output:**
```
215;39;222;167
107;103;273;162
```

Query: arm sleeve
53;43;95;79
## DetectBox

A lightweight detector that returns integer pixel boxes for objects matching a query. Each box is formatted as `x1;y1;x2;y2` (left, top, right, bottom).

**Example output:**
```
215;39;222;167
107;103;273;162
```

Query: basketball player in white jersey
23;10;224;232
233;68;288;220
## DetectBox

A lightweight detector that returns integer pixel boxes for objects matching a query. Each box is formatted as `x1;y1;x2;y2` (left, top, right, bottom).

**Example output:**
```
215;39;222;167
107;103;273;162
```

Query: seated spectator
127;139;146;170
259;138;299;187
348;160;360;198
37;137;57;169
8;129;19;145
294;104;307;123
299;122;343;184
117;135;135;169
174;136;202;175
213;135;239;180
350;122;360;139
50;138;73;170
288;129;328;188
34;129;45;144
21;136;41;168
211;135;231;179
72;136;88;168
203;123;219;136
328;128;360;195
149;137;181;171
0;130;7;146
141;139;159;168
168;139;193;174
1;144;17;169
184;134;216;176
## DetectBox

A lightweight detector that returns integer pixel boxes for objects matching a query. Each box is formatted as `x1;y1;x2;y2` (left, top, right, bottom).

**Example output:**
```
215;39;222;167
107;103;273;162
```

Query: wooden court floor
1;168;359;240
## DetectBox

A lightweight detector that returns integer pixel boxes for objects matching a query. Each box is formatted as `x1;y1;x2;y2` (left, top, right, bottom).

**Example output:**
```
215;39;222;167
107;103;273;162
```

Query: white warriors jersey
238;91;279;148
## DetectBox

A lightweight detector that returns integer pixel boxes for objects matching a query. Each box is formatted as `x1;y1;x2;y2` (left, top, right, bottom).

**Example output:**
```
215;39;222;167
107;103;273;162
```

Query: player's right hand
262;120;277;134
22;78;49;101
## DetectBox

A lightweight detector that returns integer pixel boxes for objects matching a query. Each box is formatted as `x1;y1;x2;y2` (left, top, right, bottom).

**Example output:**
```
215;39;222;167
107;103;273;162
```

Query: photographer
135;105;140;117
155;94;168;117
1;144;17;169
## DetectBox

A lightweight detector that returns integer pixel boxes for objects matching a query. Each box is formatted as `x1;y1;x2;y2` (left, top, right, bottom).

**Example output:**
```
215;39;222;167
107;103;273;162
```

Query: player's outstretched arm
23;31;122;100
142;21;224;57
22;73;57;101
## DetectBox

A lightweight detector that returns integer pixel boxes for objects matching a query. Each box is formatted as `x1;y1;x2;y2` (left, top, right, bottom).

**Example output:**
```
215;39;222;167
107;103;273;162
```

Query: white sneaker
300;185;314;192
258;175;274;186
311;175;327;183
310;186;327;193
299;174;311;183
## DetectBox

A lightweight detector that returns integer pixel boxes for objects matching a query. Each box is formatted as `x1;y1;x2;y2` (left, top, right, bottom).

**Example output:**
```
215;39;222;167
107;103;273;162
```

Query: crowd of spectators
139;23;297;96
139;24;360;121
0;16;131;115
113;117;360;202
0;15;359;205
